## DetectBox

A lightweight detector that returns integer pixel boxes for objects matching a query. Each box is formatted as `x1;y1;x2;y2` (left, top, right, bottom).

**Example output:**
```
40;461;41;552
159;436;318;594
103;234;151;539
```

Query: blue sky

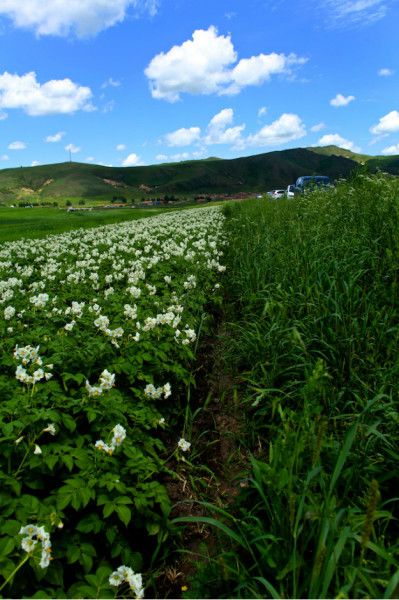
0;0;398;168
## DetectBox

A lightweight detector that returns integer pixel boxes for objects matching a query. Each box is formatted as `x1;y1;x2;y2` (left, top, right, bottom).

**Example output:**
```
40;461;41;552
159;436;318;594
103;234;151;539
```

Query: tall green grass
181;174;399;598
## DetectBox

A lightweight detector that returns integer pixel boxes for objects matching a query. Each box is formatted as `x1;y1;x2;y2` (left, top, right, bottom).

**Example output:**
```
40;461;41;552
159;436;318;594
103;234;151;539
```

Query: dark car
294;175;332;194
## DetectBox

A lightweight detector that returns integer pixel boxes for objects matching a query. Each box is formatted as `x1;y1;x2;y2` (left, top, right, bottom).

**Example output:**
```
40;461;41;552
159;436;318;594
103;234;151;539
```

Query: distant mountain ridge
0;145;395;202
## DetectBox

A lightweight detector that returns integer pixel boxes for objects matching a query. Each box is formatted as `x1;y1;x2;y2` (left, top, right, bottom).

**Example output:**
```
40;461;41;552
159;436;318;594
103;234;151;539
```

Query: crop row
0;207;226;598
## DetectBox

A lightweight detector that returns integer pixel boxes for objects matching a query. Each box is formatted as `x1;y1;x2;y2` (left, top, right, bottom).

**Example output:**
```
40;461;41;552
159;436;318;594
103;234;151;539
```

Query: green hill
0;145;394;202
307;144;372;164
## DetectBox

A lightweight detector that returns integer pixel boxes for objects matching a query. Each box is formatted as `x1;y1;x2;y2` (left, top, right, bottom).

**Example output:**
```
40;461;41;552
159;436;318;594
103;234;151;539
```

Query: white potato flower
178;438;191;452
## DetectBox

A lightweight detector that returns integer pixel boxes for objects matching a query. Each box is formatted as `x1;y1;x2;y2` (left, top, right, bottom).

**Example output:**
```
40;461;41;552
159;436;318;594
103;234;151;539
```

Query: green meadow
0;207;163;243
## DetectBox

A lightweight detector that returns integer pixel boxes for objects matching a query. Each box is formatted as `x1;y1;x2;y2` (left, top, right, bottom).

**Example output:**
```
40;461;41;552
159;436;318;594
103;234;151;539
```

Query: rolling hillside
0;145;394;202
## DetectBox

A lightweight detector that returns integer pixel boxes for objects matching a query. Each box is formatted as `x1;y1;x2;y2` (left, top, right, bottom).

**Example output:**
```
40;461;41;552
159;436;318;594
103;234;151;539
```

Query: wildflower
20;524;52;569
163;382;172;399
158;417;165;426
4;305;15;319
99;369;115;390
86;381;103;397
64;320;76;331
42;423;56;436
33;444;42;455
30;293;50;308
94;315;110;330
95;440;113;455
21;537;37;552
178;438;191;452
111;424;126;447
124;304;138;319
109;566;144;599
32;369;45;382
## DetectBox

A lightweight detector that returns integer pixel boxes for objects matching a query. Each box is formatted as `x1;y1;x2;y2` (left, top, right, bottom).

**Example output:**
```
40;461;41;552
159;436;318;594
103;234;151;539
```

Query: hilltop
0;145;394;202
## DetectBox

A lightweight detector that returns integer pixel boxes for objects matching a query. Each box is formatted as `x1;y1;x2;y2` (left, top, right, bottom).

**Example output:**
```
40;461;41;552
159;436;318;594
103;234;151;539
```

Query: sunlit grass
182;174;399;599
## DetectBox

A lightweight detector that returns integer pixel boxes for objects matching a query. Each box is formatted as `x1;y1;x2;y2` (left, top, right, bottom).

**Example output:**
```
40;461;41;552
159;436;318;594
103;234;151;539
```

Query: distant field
0;207;164;243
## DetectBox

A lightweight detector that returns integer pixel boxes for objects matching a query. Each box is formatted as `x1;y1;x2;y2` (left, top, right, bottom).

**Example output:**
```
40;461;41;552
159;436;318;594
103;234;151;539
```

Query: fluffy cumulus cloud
8;140;26;150
204;108;245;146
370;110;399;135
145;26;306;101
122;152;141;166
0;71;93;116
381;143;399;155
318;133;360;151
163;126;201;147
65;143;80;154
0;0;159;37
245;113;306;147
45;131;65;143
330;93;355;107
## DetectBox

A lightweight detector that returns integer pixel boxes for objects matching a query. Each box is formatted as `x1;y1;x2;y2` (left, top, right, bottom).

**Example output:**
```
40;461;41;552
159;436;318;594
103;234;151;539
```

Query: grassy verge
180;174;399;598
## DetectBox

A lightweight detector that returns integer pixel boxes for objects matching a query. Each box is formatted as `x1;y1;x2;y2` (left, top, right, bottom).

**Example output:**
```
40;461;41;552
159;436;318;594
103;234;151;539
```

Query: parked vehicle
268;189;286;199
294;175;332;194
286;184;295;198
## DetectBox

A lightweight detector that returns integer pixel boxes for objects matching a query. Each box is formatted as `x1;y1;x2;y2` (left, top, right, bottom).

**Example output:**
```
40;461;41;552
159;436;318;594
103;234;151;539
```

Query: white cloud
164;126;201;147
31;160;40;166
8;140;26;150
204;108;245;146
322;0;388;26
65;143;80;154
1;154;9;160
122;152;141;166
101;77;121;88
170;152;191;162
378;67;394;76
0;71;93;116
381;143;399;155
258;106;267;117
318;133;360;152
45;131;65;143
155;153;168;161
330;93;355;107
311;122;325;132
370;110;399;135
85;156;95;162
0;110;7;120
226;52;306;95
145;26;306;101
245;113;306;147
0;0;159;37
116;144;126;151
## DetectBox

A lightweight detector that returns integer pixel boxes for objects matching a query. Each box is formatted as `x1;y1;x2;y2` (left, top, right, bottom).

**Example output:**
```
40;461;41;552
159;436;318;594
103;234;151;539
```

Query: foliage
182;174;399;598
0;207;226;597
